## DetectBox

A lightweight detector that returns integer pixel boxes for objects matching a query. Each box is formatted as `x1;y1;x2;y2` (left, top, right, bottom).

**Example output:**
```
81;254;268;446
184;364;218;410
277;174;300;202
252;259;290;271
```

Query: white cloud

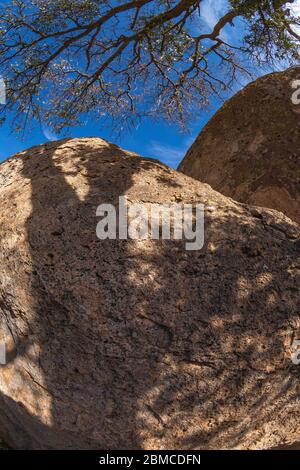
200;0;230;41
290;0;300;16
147;136;196;168
148;142;184;165
41;123;59;142
287;1;300;39
201;0;229;31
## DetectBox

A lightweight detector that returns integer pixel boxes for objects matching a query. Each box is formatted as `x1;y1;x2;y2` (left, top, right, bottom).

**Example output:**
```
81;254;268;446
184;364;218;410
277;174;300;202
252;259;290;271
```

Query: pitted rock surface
179;67;300;225
0;138;299;449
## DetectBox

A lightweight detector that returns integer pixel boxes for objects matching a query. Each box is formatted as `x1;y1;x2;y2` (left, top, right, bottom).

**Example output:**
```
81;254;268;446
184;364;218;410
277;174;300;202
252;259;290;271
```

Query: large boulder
179;67;300;225
0;138;299;450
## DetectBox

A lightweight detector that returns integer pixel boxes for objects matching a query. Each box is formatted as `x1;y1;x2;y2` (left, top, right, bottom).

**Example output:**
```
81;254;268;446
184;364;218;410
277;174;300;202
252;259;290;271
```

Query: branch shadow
0;138;299;449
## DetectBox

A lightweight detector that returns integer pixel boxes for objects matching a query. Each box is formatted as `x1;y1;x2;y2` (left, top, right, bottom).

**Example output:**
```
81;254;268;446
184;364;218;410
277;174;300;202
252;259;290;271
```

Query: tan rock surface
0;138;299;449
179;67;300;224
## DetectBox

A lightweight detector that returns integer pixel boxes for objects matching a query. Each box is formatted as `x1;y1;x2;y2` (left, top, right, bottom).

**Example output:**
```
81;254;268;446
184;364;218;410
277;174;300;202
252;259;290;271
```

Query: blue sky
0;0;296;168
0;109;214;168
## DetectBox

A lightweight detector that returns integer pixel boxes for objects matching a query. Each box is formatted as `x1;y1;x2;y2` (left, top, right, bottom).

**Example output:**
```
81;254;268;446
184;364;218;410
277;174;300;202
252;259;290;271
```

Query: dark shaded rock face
0;440;9;449
179;67;300;225
0;138;299;450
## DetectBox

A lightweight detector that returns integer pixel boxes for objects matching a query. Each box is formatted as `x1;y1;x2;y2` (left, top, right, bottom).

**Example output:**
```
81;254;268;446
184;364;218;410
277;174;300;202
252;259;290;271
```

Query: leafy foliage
0;0;299;132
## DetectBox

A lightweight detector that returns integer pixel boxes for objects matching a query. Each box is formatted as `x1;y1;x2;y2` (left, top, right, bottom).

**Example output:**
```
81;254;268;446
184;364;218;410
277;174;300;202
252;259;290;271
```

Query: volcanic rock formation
179;67;300;225
0;138;299;450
